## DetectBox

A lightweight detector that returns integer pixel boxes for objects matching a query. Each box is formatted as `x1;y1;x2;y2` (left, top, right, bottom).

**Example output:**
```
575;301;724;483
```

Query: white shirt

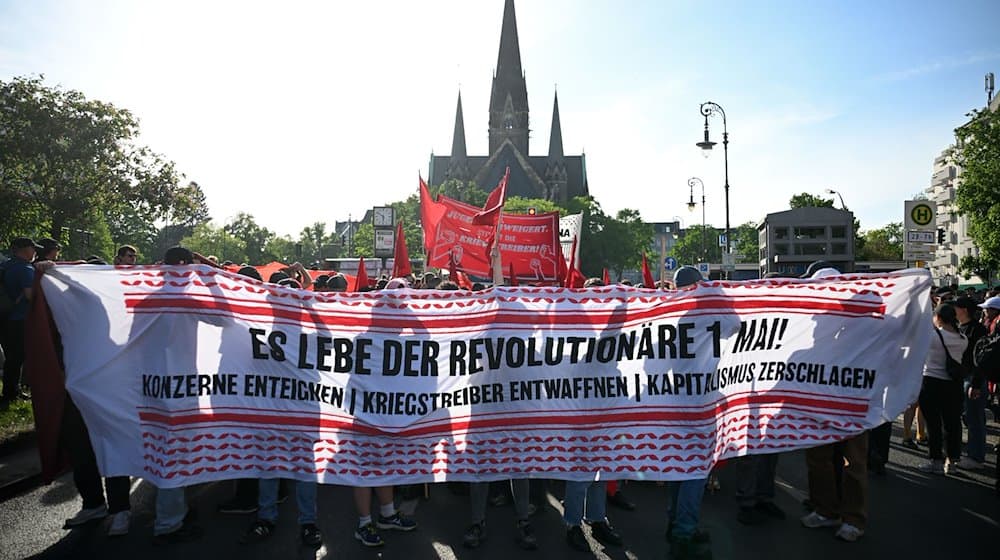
923;326;968;381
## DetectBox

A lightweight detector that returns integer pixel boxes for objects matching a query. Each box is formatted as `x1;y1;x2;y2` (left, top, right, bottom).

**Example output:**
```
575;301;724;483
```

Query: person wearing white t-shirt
917;303;968;475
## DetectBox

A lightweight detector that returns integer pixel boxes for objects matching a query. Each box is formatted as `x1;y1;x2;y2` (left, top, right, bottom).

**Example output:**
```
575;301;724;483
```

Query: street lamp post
826;188;848;211
696;101;730;277
687;177;707;262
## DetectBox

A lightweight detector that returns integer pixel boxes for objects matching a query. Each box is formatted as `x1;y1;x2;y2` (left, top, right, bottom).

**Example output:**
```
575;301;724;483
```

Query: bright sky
2;0;999;236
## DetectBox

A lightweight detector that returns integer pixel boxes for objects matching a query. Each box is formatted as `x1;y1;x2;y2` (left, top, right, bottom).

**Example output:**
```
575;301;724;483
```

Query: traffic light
937;228;945;245
527;207;537;216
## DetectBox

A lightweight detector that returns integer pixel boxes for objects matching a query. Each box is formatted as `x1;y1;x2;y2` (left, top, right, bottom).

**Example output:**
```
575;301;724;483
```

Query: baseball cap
163;246;193;265
10;237;43;251
38;237;62;251
978;296;1000;311
673;266;703;288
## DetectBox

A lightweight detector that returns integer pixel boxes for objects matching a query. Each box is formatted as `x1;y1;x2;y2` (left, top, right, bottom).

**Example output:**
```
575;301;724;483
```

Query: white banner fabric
41;266;932;488
559;213;583;263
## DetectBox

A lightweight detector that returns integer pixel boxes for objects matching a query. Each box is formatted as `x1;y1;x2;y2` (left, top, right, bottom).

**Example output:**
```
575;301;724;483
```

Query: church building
427;0;589;203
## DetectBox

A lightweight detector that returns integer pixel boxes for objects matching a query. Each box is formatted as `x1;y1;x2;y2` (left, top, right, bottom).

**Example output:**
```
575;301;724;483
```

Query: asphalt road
1;420;997;560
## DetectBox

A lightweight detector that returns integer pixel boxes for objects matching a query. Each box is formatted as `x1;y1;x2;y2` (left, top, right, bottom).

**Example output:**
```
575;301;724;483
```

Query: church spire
489;0;530;155
548;91;564;159
451;91;467;160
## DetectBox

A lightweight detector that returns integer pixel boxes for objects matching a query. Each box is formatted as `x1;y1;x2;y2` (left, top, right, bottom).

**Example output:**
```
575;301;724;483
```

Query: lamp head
687;200;696;211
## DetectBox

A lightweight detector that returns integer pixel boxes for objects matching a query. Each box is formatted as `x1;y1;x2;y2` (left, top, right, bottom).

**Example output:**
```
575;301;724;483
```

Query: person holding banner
562;276;624;552
916;303;968;475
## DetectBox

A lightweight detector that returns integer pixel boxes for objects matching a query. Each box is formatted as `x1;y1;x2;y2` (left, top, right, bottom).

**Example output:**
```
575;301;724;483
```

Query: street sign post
906;230;935;244
904;200;937;263
664;256;677;271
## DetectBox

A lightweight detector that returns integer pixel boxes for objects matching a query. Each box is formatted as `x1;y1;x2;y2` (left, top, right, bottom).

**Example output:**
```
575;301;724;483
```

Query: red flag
602;268;610;285
23;276;70;482
564;236;586;288
392;221;411;278
471;167;510;226
508;261;518;286
641;253;655;288
454;269;473;290
354;256;369;291
419;176;447;255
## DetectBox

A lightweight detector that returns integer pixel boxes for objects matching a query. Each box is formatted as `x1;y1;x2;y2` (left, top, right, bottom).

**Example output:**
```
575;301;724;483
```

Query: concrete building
926;87;998;287
757;207;856;277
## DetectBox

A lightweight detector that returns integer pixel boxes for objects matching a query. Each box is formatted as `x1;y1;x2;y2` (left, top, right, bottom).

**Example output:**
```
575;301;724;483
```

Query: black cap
673;266;703;288
268;271;290;284
237;266;262;281
38;237;62;251
313;274;331;289
11;237;43;251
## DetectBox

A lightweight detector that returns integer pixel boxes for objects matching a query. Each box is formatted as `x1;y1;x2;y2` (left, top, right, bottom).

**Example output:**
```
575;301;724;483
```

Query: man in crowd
1;237;41;405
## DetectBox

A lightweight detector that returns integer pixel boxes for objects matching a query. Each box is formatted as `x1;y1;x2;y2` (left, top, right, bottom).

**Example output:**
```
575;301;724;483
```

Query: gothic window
504;113;514;130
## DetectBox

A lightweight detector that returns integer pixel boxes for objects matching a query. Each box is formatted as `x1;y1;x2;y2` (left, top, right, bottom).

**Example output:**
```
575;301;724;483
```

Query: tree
732;221;760;264
789;193;835;208
503;197;562;216
0;76;209;258
959;255;995;285
953;107;1000;274
670;225;721;266
856;222;903;261
223;213;275;265
179;223;247;264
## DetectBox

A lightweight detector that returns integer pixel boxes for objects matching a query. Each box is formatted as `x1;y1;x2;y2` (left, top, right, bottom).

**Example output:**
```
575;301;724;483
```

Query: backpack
973;329;1000;383
935;329;969;381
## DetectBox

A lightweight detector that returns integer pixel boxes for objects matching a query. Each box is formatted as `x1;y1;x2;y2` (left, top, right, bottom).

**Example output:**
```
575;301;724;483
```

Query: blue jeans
964;379;987;462
259;479;316;525
563;480;606;526
667;478;706;538
154;486;187;535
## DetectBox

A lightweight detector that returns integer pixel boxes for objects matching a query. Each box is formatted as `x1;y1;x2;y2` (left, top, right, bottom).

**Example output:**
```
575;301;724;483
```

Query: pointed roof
451;91;467;159
496;0;523;80
548;91;563;159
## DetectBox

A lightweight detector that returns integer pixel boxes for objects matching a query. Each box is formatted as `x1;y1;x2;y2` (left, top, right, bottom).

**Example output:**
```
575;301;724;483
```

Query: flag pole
491;207;504;286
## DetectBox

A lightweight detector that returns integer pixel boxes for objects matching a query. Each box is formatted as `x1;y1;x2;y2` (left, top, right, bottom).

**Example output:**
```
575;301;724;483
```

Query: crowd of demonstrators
4;237;1000;556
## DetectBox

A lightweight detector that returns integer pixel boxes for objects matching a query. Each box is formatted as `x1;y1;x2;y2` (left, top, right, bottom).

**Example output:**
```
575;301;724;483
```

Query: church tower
544;91;568;202
446;91;469;181
488;0;530;155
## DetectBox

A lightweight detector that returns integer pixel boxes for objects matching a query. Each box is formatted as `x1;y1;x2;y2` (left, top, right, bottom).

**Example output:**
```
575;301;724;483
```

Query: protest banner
36;266;932;488
427;195;561;281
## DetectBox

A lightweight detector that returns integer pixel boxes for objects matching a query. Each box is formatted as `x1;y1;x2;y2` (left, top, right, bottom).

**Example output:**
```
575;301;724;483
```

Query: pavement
0;419;997;560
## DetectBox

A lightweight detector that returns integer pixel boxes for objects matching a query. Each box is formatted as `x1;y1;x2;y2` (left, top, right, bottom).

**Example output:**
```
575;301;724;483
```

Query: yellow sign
910;203;934;226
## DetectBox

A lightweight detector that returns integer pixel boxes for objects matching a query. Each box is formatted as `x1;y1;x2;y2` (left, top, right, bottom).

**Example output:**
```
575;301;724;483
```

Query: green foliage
434;179;488;206
223;213;276;265
0;76;209;256
856;222;903;261
953;107;1000;272
352;223;374;258
503;197;562;216
180;223;248;264
789;193;835;208
959;255;995;284
732;221;760;264
671;225;721;266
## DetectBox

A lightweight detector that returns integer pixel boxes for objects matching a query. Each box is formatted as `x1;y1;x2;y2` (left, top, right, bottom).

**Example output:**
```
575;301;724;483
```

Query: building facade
427;0;589;202
758;207;856;276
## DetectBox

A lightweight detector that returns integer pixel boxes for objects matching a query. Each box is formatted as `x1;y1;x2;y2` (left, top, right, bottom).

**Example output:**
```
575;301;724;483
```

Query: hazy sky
2;0;998;236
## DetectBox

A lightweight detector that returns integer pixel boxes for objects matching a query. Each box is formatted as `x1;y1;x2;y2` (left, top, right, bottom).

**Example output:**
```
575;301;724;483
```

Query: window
831;226;846;239
793;243;827;255
773;244;790;255
774;227;789;240
793;226;826;240
831;243;848;255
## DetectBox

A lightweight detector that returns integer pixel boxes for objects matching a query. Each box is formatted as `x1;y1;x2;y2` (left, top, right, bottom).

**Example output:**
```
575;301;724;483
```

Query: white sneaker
834;523;864;542
917;460;944;474
64;504;108;528
107;510;131;537
945;458;963;474
800;511;841;528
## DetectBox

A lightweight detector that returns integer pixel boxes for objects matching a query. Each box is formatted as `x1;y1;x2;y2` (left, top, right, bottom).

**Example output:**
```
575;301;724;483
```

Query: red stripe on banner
137;395;868;437
134;388;870;430
124;296;886;329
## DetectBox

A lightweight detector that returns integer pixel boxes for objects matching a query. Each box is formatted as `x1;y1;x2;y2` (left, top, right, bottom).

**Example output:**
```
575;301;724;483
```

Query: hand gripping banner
38;266;932;488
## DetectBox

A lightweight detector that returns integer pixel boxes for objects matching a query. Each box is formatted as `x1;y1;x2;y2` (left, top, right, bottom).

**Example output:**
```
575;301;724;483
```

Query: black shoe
463;522;486;548
754;501;786;520
607;490;636;511
588;520;623;547
671;535;713;560
153;523;204;546
901;439;919;450
515;520;538;550
300;523;323;547
240;519;275;544
566;525;588;551
870;462;887;475
667;527;711;545
737;506;765;525
217;498;258;514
